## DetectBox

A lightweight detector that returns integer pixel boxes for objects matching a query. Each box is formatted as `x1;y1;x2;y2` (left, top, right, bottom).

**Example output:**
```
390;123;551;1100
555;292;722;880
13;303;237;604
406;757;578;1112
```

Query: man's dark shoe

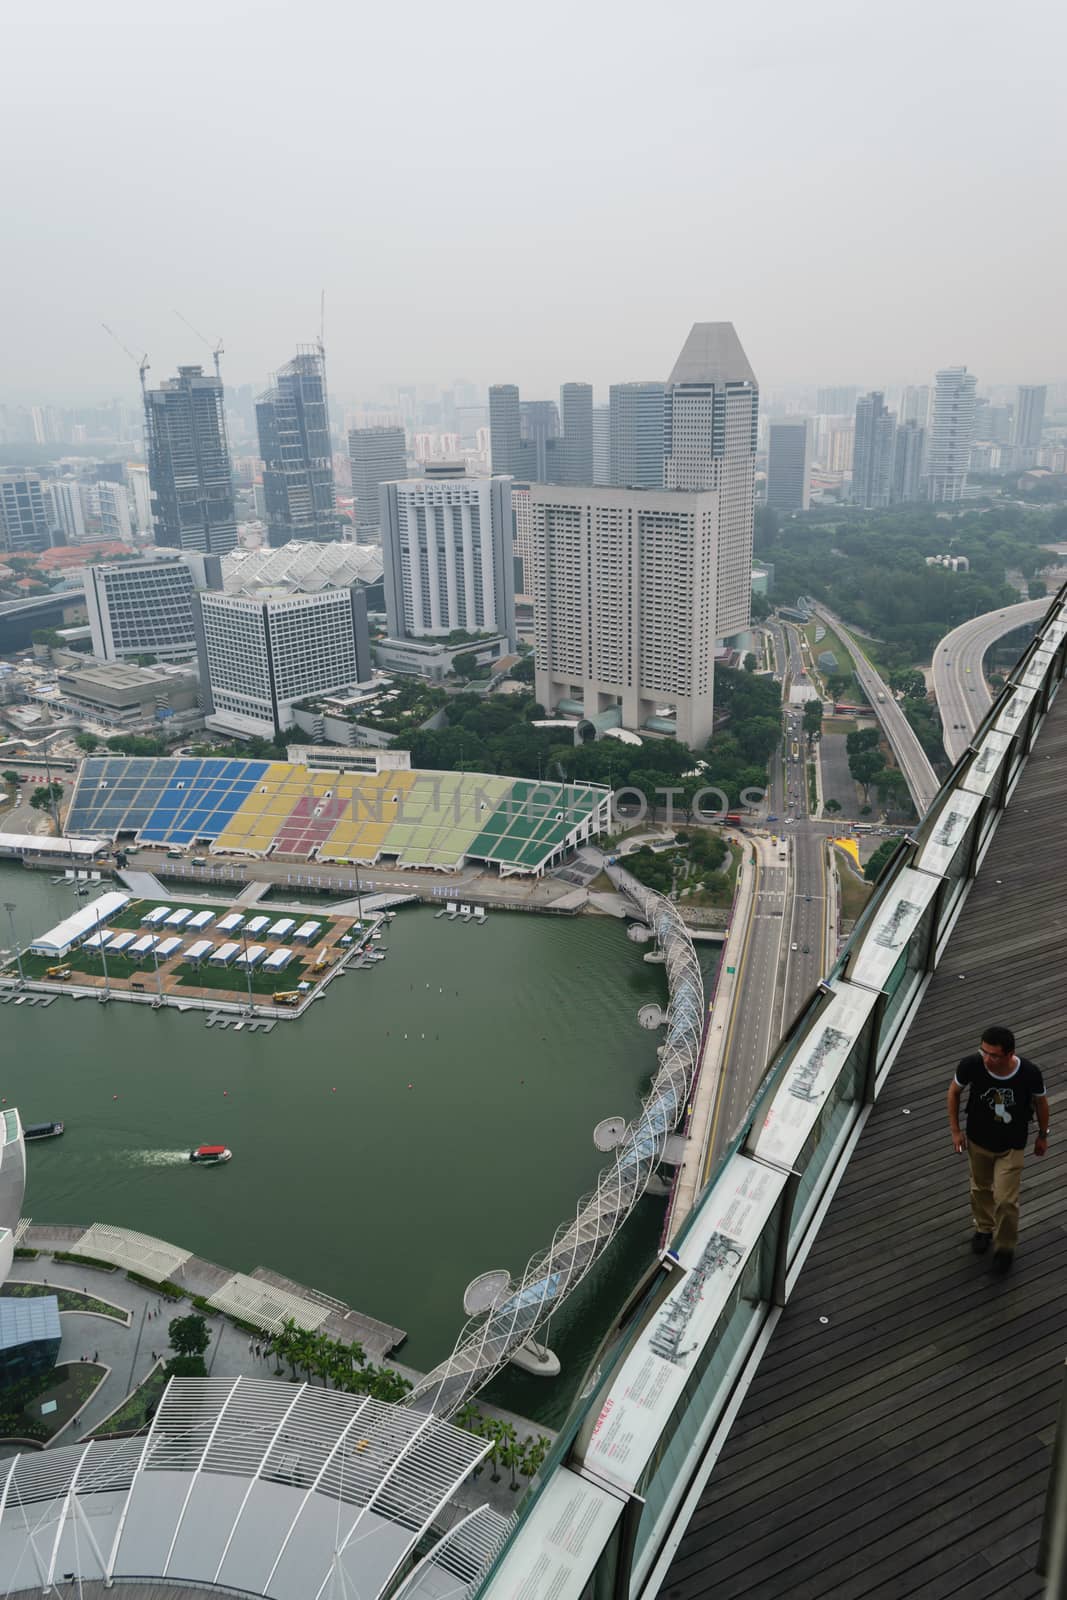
971;1232;992;1255
992;1250;1014;1275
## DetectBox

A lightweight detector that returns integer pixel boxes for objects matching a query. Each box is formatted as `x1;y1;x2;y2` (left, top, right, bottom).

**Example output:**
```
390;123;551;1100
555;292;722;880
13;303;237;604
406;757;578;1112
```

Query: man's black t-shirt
955;1054;1045;1151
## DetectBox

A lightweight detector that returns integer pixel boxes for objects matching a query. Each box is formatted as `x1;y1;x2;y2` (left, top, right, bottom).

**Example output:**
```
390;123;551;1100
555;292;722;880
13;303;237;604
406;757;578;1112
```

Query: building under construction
256;346;340;547
144;364;237;555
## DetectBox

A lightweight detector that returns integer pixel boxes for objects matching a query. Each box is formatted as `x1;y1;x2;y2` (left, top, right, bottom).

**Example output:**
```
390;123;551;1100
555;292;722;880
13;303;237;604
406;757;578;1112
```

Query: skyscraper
144;366;237;555
816;386;858;416
256;348;340;548
892;421;925;503
194;584;372;739
519;401;561;481
489;385;522;475
84;555;215;662
380;466;515;647
559;383;594;484
851;393;897;508
765;418;812;512
46;479;87;544
91;480;132;541
924;367;978;502
663;322;759;640
1013;385;1046;453
592;405;610;485
348;426;407;537
530;485;721;747
609;382;665;488
900;385;931;428
0;472;51;554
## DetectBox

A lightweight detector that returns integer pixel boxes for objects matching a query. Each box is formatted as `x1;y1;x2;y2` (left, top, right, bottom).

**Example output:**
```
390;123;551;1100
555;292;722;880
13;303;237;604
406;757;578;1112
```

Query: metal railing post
1037;1358;1067;1591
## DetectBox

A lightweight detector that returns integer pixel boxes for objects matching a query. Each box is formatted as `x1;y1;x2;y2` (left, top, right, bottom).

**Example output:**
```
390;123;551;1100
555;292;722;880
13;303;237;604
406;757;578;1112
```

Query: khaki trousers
968;1141;1026;1252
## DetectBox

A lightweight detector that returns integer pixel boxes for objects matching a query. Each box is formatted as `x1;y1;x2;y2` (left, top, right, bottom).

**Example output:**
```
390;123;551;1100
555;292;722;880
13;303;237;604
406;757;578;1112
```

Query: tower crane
173;310;224;381
101;323;149;392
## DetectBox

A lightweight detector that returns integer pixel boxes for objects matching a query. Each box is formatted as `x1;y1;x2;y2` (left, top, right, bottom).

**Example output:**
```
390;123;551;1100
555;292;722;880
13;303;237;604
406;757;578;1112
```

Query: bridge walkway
661;688;1067;1599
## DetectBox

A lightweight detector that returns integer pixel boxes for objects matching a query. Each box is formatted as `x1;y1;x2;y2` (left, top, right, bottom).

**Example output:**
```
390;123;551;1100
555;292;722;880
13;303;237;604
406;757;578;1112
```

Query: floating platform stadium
65;757;609;875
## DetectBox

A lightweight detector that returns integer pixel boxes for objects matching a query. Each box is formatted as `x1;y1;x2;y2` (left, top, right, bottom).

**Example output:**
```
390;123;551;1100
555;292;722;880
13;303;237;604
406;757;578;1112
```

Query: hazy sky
4;0;1066;403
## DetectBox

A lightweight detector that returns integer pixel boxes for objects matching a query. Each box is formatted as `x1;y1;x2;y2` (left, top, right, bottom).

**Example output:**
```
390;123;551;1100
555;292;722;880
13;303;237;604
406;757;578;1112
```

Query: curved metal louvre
409;878;704;1416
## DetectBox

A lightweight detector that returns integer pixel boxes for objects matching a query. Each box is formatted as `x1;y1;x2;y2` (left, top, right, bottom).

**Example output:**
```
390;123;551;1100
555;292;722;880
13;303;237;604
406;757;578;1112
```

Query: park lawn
804;621;868;704
0;1361;106;1444
109;899;234;931
172;956;309;995
1;1283;130;1323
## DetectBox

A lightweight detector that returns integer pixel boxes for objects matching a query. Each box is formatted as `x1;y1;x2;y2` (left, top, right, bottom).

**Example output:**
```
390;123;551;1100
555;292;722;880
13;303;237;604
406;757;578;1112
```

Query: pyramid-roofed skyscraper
664;321;759;640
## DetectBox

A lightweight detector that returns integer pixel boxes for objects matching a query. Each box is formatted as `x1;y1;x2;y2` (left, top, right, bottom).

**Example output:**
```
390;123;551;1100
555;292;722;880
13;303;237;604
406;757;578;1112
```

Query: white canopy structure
28;891;130;957
73;1224;191;1281
0;1378;489;1600
207;1273;331;1334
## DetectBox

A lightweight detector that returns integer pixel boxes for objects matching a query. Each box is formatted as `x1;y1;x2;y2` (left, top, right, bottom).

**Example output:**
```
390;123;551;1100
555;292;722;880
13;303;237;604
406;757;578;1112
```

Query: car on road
791;942;798;951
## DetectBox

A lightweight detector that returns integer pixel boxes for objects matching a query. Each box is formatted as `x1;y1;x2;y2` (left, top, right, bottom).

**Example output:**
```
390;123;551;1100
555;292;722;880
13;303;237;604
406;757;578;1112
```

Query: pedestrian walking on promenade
947;1025;1049;1274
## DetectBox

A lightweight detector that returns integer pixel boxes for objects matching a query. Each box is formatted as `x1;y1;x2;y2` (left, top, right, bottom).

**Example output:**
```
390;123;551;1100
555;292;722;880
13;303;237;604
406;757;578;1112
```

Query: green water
1;866;716;1426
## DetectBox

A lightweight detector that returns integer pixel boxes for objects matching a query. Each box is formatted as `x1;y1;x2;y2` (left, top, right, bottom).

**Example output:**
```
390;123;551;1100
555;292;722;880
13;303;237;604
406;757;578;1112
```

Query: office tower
0;471;51;554
924;367;978;502
256;348;340;548
973;401;1013;446
892;421;925;503
46;479;87;544
144;365;237;555
765;418;812;512
92;480;132;541
348;426;407;537
529;485;720;747
380;466;515;647
609;381;665;488
520;400;561;481
1013;385;1046;453
559;383;594;484
900;385;931;428
852;393;897;508
83;554;222;661
663;322;759;639
512;483;533;592
194;584;371;739
816;386;858;416
128;465;152;534
592;406;610;485
489;384;522;475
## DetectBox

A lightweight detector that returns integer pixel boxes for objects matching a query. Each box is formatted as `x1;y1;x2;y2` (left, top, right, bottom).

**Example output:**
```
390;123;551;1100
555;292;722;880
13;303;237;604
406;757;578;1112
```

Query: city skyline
3;0;1065;402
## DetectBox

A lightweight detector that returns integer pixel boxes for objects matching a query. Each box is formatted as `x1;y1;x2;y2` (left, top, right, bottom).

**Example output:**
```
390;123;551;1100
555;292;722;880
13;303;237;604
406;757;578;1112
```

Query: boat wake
126;1149;191;1169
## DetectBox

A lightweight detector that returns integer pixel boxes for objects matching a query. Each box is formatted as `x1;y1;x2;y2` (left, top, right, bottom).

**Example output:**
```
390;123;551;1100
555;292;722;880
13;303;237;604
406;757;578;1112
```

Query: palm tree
494;1421;518;1486
521;1435;550;1483
455;1402;482;1438
502;1436;523;1491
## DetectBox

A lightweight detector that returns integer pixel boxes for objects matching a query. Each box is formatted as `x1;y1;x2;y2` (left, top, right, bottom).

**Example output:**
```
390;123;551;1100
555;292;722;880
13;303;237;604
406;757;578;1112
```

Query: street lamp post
3;902;25;986
99;928;111;1000
240;928;255;1017
152;944;163;1005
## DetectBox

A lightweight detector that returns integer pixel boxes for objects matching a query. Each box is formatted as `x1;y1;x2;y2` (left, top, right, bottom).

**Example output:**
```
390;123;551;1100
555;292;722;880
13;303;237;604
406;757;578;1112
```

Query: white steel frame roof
208;1272;331;1334
0;1377;487;1600
75;1224;191;1281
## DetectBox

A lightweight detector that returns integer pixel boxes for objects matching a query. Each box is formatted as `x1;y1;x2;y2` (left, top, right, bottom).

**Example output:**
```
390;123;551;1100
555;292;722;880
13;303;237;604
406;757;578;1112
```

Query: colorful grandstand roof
66;757;607;875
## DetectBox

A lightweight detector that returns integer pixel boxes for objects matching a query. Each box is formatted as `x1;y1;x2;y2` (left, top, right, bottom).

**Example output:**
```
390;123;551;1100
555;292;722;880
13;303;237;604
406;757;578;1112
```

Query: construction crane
173;309;224;381
101;323;149;393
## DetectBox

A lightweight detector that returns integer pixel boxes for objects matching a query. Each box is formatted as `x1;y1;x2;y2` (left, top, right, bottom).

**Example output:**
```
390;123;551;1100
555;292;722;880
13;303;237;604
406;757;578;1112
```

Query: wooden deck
661;690;1067;1599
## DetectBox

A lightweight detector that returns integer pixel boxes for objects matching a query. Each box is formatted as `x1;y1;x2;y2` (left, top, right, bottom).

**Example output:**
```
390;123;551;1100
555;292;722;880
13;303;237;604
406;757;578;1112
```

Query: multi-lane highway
932;597;1050;763
811;604;940;816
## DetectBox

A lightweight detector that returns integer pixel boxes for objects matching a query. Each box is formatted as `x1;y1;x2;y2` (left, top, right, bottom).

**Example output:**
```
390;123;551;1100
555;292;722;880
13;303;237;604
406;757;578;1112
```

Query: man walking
947;1025;1049;1273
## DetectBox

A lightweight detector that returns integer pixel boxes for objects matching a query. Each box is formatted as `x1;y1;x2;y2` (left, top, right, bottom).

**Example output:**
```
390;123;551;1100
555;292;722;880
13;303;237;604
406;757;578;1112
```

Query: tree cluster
267;1316;411;1403
864;837;907;883
454;1403;551;1491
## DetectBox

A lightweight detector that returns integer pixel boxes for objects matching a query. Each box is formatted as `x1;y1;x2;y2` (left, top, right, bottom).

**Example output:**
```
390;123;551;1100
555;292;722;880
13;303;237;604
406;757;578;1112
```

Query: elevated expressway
933;596;1050;762
811;604;940;816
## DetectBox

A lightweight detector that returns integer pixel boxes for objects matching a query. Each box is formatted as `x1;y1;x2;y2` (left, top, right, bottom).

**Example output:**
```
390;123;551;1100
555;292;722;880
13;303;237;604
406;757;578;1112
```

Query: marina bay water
1;865;718;1424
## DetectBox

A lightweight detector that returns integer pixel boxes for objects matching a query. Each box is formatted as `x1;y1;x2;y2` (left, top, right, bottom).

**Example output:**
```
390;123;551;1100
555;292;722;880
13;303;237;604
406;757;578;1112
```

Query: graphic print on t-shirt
983;1086;1015;1124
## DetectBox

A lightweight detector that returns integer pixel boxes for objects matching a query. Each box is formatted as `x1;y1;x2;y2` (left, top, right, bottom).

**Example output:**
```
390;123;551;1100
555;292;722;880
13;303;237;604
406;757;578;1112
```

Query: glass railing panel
477;1464;627;1600
994;685;1037;740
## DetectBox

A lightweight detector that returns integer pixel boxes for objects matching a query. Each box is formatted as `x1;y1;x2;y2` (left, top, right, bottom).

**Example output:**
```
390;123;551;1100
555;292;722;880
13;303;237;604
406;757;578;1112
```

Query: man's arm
947;1081;966;1153
1034;1093;1050;1156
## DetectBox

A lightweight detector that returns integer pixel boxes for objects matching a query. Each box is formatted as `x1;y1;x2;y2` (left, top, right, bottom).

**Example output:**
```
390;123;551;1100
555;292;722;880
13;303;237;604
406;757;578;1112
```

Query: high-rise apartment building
46;479;87;544
520;401;561;481
592;405;610;485
194;585;371;739
1013;385;1046;453
256;348;340;548
892;421;926;503
900;385;931;428
816;386;858;416
663;322;758;640
852;393;897;508
488;385;522;475
821;420;854;474
348;426;407;536
127;466;152;534
609;382;665;489
144;366;237;555
924;367;978;502
91;480;132;541
530;485;720;747
765;418;812;512
512;484;533;593
380;466;515;647
559;383;594;484
84;555;221;662
0;472;51;554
